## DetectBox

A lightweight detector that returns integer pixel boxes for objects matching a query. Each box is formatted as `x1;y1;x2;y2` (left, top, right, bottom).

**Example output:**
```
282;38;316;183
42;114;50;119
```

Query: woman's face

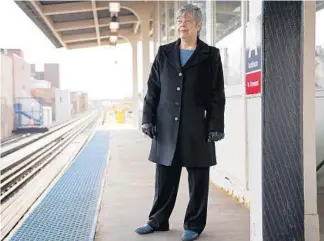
176;14;200;39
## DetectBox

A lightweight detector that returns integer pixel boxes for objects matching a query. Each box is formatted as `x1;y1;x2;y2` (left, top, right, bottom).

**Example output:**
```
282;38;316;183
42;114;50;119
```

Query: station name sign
245;15;262;95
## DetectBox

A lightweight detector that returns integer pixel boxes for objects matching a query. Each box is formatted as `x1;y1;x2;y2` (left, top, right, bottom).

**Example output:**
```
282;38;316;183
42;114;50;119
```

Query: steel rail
0;113;89;158
0;112;99;203
0;113;93;174
1;134;27;147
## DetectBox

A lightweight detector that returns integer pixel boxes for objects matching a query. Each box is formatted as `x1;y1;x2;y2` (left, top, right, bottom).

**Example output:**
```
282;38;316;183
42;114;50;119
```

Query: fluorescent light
109;2;120;13
110;36;118;43
110;22;119;30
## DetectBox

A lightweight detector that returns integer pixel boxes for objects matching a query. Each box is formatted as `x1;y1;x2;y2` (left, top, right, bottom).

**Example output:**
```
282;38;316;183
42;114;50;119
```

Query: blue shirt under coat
180;49;195;66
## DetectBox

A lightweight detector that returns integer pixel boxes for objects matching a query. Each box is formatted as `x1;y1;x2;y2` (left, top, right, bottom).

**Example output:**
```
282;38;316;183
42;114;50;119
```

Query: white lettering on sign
247;80;259;88
248;61;259;69
248;47;258;58
246;17;261;58
250;80;259;87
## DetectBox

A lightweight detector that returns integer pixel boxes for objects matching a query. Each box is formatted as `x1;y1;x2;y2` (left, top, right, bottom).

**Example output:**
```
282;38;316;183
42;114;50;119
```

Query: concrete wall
70;91;88;115
31;63;60;89
210;96;253;205
70;92;80;115
11;54;31;98
31;87;55;106
6;49;24;59
79;92;88;112
43;106;53;126
0;53;14;139
44;63;60;89
31;78;51;89
55;89;71;123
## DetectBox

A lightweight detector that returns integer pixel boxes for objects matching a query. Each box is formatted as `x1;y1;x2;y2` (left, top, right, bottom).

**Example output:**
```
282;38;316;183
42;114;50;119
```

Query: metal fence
14;97;44;128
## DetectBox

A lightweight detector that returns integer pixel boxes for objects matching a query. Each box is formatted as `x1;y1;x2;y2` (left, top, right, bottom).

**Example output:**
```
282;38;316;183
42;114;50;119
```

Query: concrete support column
164;1;169;42
302;2;320;241
130;38;139;129
125;2;153;128
252;1;319;241
153;1;158;55
140;15;150;97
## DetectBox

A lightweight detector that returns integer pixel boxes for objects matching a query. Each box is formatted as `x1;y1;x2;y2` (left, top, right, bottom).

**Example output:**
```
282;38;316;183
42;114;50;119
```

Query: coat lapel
163;39;182;72
163;38;211;72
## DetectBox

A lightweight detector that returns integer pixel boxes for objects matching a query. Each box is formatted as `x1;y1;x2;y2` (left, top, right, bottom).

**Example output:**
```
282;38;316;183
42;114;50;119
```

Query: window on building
179;1;189;8
168;1;176;42
213;1;243;87
154;1;160;52
160;1;167;45
191;1;207;42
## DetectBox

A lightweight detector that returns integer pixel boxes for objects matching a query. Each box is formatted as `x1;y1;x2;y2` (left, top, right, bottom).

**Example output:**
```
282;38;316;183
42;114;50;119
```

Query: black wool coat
142;38;225;167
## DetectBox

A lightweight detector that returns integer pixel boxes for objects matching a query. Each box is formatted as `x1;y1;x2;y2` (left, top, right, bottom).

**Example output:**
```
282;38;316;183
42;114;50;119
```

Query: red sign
245;71;261;95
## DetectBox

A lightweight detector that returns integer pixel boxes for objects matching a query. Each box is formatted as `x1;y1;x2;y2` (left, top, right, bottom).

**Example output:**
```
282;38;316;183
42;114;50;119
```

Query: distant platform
12;127;49;134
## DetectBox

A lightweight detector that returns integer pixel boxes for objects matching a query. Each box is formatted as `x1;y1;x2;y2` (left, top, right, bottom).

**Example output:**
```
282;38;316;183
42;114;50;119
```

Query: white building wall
210;96;249;204
55;89;71;123
0;52;14;139
208;95;263;208
247;96;263;239
31;78;51;89
43;106;53;126
11;54;31;98
316;90;324;187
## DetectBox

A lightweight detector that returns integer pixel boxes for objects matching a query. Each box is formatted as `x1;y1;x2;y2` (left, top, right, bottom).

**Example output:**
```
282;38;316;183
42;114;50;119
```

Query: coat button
175;101;180;106
177;87;180;91
175;117;179;121
178;73;182;77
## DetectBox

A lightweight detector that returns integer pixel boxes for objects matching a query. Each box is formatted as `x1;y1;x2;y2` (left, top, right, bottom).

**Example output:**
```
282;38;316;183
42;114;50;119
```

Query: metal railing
317;159;324;172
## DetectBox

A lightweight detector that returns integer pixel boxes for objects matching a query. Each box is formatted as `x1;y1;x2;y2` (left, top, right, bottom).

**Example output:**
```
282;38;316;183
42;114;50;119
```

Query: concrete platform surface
95;127;250;241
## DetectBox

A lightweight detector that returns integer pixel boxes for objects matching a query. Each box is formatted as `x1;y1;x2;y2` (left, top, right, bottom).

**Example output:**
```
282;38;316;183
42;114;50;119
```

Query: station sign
246;71;261;95
245;14;262;95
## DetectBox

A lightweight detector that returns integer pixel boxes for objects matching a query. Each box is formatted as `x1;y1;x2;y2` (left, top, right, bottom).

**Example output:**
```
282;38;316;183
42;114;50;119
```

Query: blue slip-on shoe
135;224;154;234
181;230;199;241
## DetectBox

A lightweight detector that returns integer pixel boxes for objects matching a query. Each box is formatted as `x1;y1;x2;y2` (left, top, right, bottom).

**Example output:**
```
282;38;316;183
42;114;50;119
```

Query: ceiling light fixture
110;22;119;30
109;2;120;13
109;15;119;32
110;35;118;44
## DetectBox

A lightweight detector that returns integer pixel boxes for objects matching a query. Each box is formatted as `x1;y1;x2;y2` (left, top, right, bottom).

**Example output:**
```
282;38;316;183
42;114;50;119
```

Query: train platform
5;119;249;241
94;123;250;241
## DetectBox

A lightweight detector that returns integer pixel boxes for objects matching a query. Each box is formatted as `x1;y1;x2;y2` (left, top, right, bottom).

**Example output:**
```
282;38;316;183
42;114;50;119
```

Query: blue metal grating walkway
8;130;110;241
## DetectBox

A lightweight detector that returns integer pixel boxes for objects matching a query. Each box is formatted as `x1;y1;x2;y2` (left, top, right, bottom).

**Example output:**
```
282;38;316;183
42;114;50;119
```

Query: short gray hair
175;4;203;30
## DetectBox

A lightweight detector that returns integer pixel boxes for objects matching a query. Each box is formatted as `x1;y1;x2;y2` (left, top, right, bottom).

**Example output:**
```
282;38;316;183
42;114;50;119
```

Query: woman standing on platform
136;4;226;241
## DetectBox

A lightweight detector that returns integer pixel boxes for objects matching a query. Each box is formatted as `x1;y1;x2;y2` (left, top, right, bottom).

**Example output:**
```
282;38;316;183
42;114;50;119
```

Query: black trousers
147;162;210;234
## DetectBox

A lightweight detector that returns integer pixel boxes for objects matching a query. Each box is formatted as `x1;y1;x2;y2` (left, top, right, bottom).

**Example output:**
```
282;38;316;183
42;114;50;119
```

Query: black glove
141;123;157;139
208;131;225;142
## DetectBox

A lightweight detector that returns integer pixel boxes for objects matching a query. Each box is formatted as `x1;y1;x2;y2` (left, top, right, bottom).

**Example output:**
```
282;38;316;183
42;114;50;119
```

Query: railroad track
1;134;28;147
0;110;103;240
0;113;87;158
0;114;83;148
